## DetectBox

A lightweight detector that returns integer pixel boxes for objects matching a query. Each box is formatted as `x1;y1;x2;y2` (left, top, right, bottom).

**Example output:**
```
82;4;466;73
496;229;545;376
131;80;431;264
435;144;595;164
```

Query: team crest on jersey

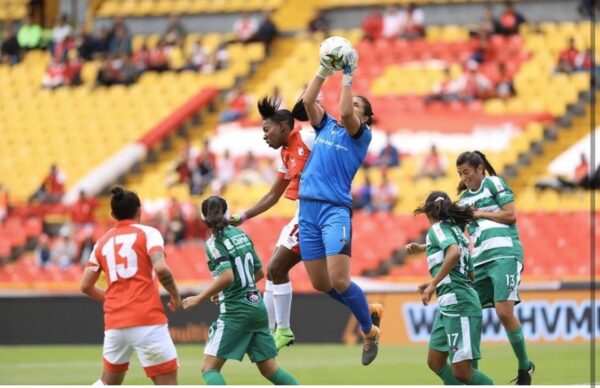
245;291;261;304
298;147;305;156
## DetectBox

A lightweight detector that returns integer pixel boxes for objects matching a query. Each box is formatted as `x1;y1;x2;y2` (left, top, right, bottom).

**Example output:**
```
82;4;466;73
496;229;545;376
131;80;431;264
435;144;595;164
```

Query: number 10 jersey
87;220;168;330
205;226;268;332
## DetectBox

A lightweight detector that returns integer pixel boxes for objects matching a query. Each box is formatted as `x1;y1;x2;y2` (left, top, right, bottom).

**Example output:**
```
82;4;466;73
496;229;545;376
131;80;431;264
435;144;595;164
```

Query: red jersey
278;127;315;201
87;220;168;330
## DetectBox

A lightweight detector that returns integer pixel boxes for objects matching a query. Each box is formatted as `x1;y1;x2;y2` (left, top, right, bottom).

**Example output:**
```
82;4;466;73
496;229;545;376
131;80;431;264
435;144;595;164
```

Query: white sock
92;379;106;386
264;280;276;331
273;281;293;329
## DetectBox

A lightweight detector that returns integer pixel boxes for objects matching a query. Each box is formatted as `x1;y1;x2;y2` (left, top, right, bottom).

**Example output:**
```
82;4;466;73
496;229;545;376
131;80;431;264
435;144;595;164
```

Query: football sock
273;282;293;329
434;363;462;385
507;326;530;370
326;288;346;305
340;281;372;333
203;369;226;385
466;368;494;385
264;280;276;331
266;367;299;385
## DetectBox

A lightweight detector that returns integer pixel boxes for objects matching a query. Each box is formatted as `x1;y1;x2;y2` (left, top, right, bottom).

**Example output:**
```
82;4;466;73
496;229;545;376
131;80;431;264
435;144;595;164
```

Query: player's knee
452;366;472;383
427;357;444;372
267;261;288;283
331;276;350;293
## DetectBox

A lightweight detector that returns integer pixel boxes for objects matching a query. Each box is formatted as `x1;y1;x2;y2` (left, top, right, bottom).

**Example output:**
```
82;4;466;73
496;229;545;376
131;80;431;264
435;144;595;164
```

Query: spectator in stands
75;26;101;61
470;5;498;39
107;16;130;44
168;140;197;188
51;14;72;52
414;145;447;180
191;143;215;195
232;12;258;44
378;132;400;168
470;34;490;64
382;6;403;40
163;15;187;46
537;153;591;191
352;171;373;212
17;16;43;50
186;38;210;72
372;170;399;213
362;10;383;42
556;37;580;73
70;190;99;228
0;183;9;224
425;67;460;104
166;198;187;245
307;9;329;37
51;226;78;268
213;150;235;195
398;3;425;40
454;60;493;101
109;25;132;56
118;53;138;85
495;62;515;99
219;85;253;122
97;26;111;55
208;41;230;71
133;39;151;73
95;56;119;87
65;49;83;86
148;38;169;72
495;1;526;36
35;234;51;268
41;57;67;89
247;10;278;55
1;27;21;65
52;33;75;62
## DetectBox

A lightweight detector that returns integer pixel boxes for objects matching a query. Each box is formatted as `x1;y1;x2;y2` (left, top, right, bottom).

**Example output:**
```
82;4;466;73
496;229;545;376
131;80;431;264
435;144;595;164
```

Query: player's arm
419;245;461;306
339;49;361;137
80;268;105;302
405;242;426;254
473;202;516;225
151;251;182;312
233;175;289;225
182;268;234;311
303;75;326;128
254;267;265;283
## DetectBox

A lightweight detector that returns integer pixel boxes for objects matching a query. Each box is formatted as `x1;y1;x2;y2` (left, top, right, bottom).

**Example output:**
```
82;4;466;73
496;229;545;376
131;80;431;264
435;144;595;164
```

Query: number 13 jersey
205;226;268;332
87;220;168;330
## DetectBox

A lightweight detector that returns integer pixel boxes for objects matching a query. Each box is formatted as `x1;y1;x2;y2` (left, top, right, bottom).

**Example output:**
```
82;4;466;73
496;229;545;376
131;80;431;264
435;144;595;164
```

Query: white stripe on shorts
204;319;225;357
453;317;473;363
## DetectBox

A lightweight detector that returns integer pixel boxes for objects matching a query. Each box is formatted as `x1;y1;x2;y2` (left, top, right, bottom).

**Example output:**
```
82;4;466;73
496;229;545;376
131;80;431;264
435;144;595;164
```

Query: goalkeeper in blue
182;196;298;385
406;191;494;385
298;45;384;366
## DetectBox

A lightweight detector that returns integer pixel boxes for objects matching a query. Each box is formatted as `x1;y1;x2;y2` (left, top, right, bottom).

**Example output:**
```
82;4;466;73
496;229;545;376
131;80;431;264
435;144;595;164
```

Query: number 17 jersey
87;220;168;330
205;226;267;332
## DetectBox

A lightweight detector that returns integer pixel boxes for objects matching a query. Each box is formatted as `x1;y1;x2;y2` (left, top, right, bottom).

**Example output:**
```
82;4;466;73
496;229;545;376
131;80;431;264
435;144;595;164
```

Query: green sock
203;369;226;385
506;326;530;370
471;359;478;369
434;363;463;385
466;368;494;385
267;367;298;385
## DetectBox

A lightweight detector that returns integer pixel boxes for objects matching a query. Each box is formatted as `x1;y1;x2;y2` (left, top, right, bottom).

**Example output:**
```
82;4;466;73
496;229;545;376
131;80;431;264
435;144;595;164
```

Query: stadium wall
1;290;596;345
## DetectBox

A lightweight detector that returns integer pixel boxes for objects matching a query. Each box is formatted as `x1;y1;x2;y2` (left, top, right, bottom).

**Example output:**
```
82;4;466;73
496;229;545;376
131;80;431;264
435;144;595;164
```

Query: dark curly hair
257;95;294;129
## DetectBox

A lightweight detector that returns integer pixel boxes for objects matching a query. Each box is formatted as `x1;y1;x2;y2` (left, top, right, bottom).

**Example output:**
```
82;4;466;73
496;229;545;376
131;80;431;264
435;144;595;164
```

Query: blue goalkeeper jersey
298;113;372;208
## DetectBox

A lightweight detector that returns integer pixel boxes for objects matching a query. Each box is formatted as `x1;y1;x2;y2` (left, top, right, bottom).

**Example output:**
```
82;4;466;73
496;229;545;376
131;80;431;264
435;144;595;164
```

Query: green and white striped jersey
426;221;481;317
458;176;523;267
205;226;268;332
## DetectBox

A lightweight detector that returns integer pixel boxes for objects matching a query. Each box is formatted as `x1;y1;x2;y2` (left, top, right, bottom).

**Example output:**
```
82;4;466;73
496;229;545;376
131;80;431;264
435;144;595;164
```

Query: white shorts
103;324;178;377
276;209;300;255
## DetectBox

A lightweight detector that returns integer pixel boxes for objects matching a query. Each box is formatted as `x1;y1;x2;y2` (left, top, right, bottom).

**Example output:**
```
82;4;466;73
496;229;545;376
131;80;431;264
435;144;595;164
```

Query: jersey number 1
102;234;138;282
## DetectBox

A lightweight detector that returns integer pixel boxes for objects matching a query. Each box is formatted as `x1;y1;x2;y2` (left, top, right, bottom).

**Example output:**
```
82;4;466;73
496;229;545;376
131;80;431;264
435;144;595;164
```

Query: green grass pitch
0;343;595;385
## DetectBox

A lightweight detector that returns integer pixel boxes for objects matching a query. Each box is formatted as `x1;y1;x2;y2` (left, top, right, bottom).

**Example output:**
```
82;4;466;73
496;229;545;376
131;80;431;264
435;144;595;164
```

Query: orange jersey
87;220;168;330
278;127;316;201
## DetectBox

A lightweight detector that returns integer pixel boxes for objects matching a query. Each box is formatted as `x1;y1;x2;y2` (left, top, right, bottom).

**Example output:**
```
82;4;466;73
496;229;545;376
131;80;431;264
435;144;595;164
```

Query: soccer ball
319;36;353;71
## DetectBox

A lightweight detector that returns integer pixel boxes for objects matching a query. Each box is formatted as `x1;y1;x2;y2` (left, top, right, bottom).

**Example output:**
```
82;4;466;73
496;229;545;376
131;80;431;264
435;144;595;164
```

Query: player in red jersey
80;186;182;385
231;95;315;350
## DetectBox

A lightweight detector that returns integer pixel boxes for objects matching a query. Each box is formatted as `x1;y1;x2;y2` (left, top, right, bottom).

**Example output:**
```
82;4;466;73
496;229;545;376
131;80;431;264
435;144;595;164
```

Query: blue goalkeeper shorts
298;199;352;261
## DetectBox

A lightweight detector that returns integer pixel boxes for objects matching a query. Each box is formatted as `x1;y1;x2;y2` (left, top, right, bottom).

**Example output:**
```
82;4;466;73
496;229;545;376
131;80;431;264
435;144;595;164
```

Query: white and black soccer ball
319;36;354;71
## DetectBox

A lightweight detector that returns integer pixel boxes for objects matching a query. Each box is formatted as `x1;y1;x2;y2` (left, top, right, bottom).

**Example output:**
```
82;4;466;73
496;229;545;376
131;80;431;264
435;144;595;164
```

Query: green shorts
473;257;523;309
429;311;482;363
203;319;277;363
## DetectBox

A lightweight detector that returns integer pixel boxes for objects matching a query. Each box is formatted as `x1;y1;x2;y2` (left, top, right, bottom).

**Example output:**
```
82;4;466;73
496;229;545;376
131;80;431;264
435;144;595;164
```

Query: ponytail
456;150;497;193
201;196;230;236
257;95;295;129
414;191;475;228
